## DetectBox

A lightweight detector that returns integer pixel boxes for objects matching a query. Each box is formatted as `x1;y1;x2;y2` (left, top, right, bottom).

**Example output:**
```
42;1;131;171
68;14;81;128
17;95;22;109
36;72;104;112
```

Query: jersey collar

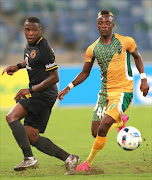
28;36;43;47
36;36;43;44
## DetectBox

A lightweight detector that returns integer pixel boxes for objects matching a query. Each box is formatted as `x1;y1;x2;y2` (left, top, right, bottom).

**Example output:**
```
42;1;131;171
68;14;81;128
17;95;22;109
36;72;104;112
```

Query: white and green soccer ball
117;126;142;151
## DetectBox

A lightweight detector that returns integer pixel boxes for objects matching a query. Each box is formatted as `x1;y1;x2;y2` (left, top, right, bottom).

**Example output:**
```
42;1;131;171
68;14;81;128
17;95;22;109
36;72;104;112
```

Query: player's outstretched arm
131;48;149;97
58;62;93;101
2;62;26;76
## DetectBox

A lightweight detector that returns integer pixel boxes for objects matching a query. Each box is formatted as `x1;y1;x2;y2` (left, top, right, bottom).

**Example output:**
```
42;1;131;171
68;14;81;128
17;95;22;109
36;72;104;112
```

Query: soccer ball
117;126;142;151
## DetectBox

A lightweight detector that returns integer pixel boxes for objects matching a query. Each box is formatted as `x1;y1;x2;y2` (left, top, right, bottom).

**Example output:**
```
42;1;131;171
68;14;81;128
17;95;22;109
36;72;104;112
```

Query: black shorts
17;91;57;133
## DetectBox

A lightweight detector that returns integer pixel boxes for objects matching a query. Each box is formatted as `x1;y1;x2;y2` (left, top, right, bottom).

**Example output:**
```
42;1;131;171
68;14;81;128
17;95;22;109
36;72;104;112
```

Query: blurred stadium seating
0;0;152;64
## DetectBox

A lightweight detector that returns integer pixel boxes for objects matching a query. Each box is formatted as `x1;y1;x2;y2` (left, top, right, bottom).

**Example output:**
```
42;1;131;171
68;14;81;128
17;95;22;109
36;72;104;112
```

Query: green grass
0;106;152;180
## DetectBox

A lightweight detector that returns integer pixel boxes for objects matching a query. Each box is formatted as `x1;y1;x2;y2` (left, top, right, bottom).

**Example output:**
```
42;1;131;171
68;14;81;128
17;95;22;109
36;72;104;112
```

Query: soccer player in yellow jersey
58;10;149;171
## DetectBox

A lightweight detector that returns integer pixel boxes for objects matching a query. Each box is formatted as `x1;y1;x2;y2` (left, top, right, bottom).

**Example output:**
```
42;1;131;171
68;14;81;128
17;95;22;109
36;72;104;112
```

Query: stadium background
0;0;152;109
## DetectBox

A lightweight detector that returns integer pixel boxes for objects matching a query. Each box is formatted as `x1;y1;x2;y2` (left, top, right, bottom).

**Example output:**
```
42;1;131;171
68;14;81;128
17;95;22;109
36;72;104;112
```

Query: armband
29;86;34;94
140;73;146;79
67;82;74;90
17;63;22;69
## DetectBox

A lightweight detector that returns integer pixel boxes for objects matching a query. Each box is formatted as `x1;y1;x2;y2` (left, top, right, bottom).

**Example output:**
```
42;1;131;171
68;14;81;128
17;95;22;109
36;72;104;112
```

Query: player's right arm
58;40;96;101
2;62;26;76
58;62;93;101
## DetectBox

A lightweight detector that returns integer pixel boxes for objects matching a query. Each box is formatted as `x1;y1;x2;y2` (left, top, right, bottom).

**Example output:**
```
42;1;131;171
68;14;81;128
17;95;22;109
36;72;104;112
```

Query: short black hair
98;9;114;18
24;17;41;27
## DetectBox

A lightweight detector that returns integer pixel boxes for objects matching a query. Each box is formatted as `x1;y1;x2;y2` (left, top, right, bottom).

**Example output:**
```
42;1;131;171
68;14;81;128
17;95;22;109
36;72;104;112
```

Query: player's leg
91;114;129;137
77;114;115;171
77;92;132;171
91;121;100;138
26;125;71;162
116;92;133;132
6;102;38;171
91;91;126;138
91;90;108;138
25;104;79;175
105;92;132;134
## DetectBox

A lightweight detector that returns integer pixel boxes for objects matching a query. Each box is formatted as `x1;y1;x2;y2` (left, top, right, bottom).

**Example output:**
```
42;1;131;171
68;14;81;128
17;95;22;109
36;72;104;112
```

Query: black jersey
24;36;58;98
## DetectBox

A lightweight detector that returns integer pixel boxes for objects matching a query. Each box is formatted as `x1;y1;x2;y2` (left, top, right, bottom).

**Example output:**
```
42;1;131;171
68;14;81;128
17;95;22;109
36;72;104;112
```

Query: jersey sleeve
85;38;100;63
40;42;58;72
125;37;137;53
85;43;96;63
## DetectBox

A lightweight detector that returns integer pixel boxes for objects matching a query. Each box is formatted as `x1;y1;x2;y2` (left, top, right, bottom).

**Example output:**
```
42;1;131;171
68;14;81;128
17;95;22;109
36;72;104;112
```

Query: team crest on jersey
30;50;36;59
116;45;122;54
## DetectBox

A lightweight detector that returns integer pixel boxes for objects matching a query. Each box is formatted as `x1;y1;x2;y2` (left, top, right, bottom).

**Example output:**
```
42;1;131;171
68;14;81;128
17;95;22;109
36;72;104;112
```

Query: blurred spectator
0;0;152;63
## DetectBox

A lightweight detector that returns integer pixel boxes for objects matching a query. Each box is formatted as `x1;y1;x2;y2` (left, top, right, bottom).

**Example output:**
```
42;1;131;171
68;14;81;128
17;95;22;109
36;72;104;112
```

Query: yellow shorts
92;91;133;123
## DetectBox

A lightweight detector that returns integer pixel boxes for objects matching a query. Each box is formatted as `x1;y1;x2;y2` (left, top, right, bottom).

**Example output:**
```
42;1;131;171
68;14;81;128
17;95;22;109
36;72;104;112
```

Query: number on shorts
96;106;106;120
97;107;102;119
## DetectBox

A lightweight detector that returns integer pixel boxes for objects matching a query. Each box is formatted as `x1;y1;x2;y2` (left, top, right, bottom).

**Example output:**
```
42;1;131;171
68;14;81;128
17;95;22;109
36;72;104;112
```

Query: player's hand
2;65;18;76
14;89;30;101
140;79;149;97
58;86;70;101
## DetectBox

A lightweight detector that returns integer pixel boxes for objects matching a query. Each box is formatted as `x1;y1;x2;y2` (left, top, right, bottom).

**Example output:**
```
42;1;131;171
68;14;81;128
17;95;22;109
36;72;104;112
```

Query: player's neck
100;34;113;45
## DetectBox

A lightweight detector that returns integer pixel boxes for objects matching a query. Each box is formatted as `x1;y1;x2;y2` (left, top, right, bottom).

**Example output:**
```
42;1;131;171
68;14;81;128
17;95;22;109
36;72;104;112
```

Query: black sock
9;121;33;157
33;136;69;161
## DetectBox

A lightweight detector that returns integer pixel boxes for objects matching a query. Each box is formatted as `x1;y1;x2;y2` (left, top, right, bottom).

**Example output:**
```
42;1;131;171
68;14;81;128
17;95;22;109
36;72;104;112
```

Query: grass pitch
0;106;152;180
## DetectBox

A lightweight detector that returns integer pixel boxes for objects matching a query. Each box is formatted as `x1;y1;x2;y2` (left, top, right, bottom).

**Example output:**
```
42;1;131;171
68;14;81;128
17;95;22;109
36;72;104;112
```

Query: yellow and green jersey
85;33;136;94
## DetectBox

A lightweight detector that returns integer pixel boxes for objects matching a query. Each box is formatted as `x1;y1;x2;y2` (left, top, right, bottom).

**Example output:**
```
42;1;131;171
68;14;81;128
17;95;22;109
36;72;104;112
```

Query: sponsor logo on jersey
45;62;57;69
25;57;29;65
30;50;36;59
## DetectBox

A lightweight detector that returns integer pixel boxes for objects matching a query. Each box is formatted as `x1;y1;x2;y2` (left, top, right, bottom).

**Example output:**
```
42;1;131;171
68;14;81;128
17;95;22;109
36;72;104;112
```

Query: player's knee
6;113;15;124
91;121;100;138
98;126;107;137
26;129;39;145
92;130;97;138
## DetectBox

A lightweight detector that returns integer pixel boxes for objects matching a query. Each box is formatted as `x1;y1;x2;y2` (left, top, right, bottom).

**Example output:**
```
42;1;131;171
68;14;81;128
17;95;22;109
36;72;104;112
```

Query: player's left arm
31;69;59;92
29;44;59;92
131;47;149;97
14;69;59;101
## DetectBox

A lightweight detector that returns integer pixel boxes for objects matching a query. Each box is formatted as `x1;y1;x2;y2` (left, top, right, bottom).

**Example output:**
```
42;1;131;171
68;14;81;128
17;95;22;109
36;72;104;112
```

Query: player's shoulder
38;37;48;47
87;37;100;51
115;33;135;43
115;33;136;52
39;37;53;52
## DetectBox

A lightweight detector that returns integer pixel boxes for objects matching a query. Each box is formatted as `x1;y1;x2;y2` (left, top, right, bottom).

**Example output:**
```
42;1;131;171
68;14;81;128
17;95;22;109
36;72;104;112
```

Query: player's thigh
24;98;55;134
106;92;133;123
92;91;108;137
92;90;108;122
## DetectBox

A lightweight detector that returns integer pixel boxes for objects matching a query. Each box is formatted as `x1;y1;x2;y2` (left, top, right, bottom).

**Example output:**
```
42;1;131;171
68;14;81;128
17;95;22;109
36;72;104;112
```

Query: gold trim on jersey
36;37;43;44
45;65;58;71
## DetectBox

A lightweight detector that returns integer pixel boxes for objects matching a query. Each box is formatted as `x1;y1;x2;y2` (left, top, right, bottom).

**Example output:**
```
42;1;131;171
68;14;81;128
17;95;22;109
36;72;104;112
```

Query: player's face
97;14;114;38
23;21;42;44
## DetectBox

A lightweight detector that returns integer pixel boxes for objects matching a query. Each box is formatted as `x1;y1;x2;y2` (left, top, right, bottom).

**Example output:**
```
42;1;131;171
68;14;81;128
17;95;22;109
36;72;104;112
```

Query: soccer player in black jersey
2;17;79;175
